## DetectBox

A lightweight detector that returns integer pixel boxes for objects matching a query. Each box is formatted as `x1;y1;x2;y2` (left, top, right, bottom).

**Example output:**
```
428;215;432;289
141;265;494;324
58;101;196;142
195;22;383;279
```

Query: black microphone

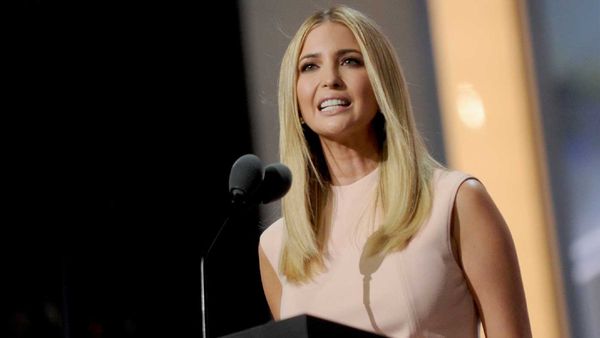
202;154;292;338
203;153;262;338
228;154;292;207
228;153;263;206
259;163;292;204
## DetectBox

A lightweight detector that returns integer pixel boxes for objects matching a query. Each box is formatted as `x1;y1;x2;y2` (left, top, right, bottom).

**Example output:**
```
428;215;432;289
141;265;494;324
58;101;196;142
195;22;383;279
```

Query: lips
318;98;350;112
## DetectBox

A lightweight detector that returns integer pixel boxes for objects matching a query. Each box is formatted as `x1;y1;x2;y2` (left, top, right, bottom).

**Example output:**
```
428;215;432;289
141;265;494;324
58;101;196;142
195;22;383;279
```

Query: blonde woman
258;5;531;338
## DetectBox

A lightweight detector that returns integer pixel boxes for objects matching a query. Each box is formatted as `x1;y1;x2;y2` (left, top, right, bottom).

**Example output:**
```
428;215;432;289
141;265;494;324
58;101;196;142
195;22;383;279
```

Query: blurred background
6;0;598;337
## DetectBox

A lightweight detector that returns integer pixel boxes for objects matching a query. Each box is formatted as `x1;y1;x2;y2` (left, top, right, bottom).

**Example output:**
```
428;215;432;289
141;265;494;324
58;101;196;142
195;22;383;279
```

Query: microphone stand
201;256;206;338
201;214;231;338
200;157;290;338
201;201;253;338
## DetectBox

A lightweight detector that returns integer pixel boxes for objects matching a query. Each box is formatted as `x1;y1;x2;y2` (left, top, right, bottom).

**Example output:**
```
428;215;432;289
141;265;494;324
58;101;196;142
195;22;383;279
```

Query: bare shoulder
258;218;284;320
453;177;516;268
453;178;532;337
259;218;285;256
260;218;285;243
454;178;509;238
455;178;495;214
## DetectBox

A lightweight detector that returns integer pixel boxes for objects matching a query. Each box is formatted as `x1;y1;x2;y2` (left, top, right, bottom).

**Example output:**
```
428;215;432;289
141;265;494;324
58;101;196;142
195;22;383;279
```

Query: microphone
228;153;264;206
228;154;293;206
202;154;292;338
259;163;292;204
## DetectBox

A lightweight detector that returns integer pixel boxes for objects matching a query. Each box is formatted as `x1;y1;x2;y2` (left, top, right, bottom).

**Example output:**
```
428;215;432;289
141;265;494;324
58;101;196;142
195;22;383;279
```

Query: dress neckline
330;165;380;193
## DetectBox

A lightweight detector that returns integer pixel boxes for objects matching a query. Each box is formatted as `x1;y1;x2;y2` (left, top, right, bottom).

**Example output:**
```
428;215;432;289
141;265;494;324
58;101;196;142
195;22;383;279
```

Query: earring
300;116;305;125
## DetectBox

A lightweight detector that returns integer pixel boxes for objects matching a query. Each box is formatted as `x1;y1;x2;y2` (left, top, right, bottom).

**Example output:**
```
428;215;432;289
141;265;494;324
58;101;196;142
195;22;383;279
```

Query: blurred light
44;302;62;326
456;82;486;129
570;227;600;284
14;312;31;335
88;321;104;337
124;318;137;334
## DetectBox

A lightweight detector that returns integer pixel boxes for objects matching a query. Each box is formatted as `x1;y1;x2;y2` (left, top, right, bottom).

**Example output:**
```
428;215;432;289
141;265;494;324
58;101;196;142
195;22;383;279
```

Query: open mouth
318;98;350;112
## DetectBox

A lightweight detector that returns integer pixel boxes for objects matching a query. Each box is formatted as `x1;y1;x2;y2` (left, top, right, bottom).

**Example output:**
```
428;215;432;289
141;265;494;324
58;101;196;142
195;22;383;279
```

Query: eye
300;63;318;72
341;57;362;66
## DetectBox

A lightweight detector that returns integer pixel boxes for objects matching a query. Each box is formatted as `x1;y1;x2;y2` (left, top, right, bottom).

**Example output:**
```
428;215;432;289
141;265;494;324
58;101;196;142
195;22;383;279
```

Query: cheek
358;80;378;111
296;80;314;112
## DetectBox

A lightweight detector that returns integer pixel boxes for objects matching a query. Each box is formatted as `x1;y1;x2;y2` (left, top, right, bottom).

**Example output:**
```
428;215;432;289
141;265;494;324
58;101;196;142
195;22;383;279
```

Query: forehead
300;21;359;55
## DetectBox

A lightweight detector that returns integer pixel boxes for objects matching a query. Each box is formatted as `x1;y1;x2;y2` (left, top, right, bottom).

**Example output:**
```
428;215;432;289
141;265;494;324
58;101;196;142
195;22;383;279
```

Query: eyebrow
299;48;362;62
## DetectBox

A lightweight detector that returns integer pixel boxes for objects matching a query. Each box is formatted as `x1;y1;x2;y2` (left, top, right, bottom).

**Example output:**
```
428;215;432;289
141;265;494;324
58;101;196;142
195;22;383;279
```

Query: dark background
6;1;271;337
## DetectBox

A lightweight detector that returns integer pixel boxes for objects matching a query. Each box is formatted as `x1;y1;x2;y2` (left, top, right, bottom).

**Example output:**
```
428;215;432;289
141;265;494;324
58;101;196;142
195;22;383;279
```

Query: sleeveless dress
259;168;479;338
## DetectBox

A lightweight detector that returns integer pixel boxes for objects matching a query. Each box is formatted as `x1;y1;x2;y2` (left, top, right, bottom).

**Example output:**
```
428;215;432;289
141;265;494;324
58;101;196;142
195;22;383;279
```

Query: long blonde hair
278;5;440;283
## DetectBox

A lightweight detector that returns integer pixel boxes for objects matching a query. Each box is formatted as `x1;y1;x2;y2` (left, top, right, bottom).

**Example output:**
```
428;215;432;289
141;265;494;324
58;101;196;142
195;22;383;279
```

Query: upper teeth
320;99;349;111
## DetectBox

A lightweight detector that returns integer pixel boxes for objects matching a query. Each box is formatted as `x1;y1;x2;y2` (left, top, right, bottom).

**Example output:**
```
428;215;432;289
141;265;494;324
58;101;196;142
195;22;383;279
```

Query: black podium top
220;314;387;338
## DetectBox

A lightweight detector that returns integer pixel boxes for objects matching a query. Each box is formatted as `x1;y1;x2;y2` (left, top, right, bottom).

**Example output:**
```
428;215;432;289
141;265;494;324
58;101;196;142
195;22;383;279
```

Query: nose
321;66;343;89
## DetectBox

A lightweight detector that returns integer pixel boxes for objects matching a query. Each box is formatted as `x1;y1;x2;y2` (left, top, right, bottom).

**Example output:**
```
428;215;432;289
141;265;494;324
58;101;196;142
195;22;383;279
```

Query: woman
258;5;531;337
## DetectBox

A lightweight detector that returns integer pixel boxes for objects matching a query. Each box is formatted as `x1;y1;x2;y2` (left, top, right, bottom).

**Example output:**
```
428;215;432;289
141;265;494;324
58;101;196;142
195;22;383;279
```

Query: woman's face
296;22;378;143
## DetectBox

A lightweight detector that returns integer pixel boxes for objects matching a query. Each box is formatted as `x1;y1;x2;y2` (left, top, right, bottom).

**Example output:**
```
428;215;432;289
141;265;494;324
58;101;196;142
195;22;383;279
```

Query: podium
220;314;387;338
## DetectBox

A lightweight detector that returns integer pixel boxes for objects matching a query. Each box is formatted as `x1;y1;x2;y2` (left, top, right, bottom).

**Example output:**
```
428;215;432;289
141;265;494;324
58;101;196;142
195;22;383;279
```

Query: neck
321;137;380;186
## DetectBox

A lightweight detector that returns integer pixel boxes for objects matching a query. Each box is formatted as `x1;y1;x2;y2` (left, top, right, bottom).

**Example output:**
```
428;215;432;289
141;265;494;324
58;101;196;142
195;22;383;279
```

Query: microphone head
260;163;292;204
228;154;264;205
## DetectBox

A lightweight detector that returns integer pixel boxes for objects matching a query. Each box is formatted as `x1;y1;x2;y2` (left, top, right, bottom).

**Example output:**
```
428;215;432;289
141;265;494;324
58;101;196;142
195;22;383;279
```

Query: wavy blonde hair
278;5;440;283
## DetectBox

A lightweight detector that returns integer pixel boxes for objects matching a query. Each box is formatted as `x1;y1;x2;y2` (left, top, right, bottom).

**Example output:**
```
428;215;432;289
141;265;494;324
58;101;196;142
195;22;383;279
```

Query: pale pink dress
259;168;479;337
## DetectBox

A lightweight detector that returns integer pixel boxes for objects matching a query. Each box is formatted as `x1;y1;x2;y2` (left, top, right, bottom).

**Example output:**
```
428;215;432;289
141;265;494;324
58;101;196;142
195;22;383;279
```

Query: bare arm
453;179;532;337
258;245;282;320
